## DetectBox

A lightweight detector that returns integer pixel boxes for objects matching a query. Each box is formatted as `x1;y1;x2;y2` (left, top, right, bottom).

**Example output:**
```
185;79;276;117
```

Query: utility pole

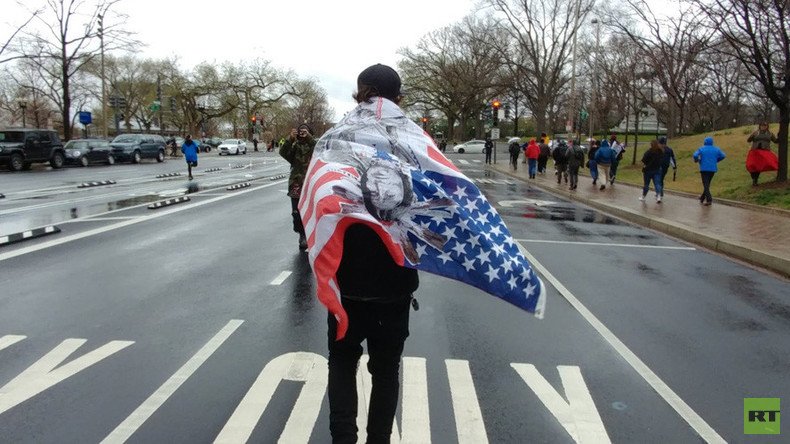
590;17;600;142
98;12;107;138
569;0;582;141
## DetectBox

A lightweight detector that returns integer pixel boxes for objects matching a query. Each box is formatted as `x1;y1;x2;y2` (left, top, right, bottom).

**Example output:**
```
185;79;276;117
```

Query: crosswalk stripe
270;271;292;285
0;335;26;352
102;320;244;444
446;359;488;443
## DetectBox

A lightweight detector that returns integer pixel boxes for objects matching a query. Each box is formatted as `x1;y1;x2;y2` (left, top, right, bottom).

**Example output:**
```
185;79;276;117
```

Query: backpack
509;142;520;155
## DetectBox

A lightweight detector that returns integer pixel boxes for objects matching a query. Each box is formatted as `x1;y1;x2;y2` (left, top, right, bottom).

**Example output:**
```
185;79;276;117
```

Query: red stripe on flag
427;144;460;172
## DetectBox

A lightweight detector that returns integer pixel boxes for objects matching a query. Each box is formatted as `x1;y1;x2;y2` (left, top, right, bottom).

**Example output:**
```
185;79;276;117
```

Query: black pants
700;171;715;203
537;156;548;173
610;158;620;180
291;198;305;235
485;151;492;164
751;171;761;185
509;153;518;169
568;164;580;188
328;296;411;444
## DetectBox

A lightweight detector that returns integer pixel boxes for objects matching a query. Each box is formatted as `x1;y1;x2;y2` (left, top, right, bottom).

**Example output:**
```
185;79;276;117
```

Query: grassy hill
604;124;790;210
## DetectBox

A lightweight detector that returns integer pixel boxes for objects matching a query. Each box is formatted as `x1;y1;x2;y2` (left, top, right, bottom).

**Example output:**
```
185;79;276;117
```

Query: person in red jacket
525;138;541;179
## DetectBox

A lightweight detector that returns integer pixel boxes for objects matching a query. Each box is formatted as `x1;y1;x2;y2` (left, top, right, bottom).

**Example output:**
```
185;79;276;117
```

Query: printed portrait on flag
300;97;546;339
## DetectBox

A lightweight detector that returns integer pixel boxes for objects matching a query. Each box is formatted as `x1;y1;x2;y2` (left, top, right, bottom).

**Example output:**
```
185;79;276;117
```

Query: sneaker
599;185;606;191
188;175;193;180
703;201;712;206
592;179;597;185
656;195;662;203
638;195;645;201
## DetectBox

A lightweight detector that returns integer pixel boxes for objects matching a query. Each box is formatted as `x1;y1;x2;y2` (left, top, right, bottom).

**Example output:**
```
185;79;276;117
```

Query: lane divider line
0;226;60;247
515;242;725;443
516;239;696;251
101;320;244;444
147;196;190;209
0;180;286;262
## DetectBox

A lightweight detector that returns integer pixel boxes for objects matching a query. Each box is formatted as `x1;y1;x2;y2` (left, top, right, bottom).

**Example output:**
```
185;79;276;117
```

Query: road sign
78;111;92;125
150;100;161;112
491;128;500;139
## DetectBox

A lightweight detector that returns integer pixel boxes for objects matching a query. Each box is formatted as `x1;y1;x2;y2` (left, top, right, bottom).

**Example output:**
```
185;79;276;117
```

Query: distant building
611;106;667;134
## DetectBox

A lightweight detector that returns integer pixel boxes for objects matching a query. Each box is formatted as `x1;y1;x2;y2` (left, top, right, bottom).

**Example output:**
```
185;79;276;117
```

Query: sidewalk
489;161;790;278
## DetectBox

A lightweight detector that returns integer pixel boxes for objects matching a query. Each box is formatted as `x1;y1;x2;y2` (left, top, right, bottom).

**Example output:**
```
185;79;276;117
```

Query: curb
156;172;182;178
204;168;222;173
0;225;61;247
493;166;790;278
227;182;251;191
270;174;287;181
78;180;116;188
148;196;190;209
230;163;248;169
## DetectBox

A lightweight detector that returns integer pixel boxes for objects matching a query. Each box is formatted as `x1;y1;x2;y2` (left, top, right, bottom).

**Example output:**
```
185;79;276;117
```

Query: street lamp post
590;17;600;142
98;12;107;138
18;100;27;128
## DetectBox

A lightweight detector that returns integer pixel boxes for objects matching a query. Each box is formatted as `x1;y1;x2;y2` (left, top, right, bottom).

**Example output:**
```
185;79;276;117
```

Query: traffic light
492;100;501;126
251;115;257;125
421;116;428;129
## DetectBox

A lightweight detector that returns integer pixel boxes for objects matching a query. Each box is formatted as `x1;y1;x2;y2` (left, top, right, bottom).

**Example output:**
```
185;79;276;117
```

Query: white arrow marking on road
498;199;557;207
511;364;610;444
446;359;489;444
0;335;26;352
270;271;292;285
102;319;243;444
214;351;327;444
0;339;134;415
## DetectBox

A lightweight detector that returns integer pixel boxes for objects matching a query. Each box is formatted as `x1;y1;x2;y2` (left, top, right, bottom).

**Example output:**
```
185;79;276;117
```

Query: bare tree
18;0;136;140
0;4;41;65
486;0;595;135
689;0;789;182
608;0;712;137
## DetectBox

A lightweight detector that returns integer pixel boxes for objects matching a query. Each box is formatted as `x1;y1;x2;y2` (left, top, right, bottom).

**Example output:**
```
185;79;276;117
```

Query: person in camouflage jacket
280;123;316;250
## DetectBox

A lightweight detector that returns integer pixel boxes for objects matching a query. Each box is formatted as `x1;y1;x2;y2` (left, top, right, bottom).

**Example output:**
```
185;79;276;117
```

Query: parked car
0;128;66;171
452;139;486;154
109;134;167;163
64;139;115;166
218;139;247;155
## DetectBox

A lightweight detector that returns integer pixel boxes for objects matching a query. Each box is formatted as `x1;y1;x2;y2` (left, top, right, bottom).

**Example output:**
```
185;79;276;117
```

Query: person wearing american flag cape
299;64;546;443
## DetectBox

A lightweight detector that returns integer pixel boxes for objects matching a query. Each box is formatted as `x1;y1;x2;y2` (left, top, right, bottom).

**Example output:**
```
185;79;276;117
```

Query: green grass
602;124;790;210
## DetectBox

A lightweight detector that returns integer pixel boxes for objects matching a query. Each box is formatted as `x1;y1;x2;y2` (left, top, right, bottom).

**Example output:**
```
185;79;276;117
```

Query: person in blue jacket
593;139;615;190
181;134;199;180
692;136;726;206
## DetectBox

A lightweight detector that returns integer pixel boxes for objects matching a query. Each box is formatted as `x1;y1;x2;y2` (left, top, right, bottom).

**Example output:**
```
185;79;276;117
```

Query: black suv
109;134;167;163
0;129;66;171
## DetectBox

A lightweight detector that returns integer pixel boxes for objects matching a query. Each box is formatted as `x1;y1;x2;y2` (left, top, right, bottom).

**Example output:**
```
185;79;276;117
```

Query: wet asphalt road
0;149;788;443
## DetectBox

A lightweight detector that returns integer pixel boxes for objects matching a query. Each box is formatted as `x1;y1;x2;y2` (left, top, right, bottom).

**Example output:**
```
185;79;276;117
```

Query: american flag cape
299;97;546;340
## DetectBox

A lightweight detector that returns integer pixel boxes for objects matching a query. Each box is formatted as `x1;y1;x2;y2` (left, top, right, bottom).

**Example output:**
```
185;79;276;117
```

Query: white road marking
473;159;482;163
214;351;327;444
0;335;26;352
516;239;696;251
516;243;726;443
459;159;470;165
0;339;134;415
401;357;431;443
446;359;489;444
102;320;244;444
512;364;610;443
0;181;286;263
269;271;292;285
77;216;138;221
499;199;557;207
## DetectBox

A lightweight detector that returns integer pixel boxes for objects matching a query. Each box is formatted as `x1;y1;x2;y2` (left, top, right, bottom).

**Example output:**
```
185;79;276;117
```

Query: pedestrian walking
639;139;665;203
525;138;540;179
659;136;676;197
180;134;199;180
280;123;316;250
253;137;259;152
587;139;599;185
566;139;585;190
608;134;625;185
552;140;569;184
439;138;447;153
692;136;726;206
508;139;520;170
484;136;493;164
746;121;779;186
537;135;550;174
593;139;615;190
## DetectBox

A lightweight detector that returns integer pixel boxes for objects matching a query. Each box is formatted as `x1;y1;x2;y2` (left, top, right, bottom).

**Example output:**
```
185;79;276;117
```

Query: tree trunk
777;105;788;182
446;115;456;142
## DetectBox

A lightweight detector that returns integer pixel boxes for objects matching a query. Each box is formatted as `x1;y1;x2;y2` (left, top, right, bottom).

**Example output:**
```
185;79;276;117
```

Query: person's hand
289;128;297;141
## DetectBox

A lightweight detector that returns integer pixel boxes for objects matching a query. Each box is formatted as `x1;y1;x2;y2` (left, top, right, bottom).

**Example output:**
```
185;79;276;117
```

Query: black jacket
336;224;418;301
